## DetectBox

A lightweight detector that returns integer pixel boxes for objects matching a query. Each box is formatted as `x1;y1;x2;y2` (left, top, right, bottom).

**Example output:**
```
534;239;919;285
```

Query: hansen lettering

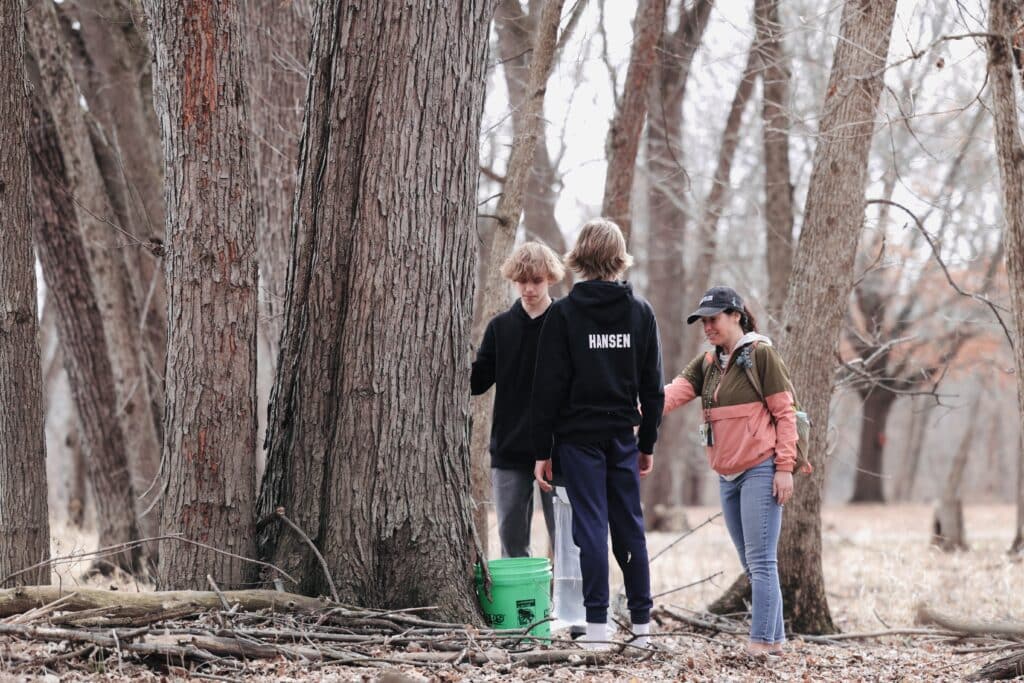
588;333;631;349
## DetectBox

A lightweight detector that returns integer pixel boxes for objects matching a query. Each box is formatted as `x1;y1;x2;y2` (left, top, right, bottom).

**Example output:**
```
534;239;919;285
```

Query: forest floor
2;504;1021;681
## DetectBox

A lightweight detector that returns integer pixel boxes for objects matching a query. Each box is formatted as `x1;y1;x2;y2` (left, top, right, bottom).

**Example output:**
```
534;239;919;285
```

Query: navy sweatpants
558;432;652;625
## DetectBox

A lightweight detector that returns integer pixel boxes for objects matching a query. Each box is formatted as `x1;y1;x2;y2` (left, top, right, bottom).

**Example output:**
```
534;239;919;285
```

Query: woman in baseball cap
664;286;799;657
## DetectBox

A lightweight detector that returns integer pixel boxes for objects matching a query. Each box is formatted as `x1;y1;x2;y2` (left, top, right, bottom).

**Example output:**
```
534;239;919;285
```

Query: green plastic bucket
474;557;552;639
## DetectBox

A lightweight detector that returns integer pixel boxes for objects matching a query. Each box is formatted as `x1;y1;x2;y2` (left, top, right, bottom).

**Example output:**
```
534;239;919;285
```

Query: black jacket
471;299;550;470
531;280;664;458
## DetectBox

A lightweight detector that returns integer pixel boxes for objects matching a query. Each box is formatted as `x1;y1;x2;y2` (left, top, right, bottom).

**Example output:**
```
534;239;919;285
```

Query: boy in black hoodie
471;242;565;557
532;218;664;649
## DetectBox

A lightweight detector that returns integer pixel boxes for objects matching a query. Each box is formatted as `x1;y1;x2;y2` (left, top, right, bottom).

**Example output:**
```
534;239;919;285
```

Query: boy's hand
638;453;653;478
534;460;553;492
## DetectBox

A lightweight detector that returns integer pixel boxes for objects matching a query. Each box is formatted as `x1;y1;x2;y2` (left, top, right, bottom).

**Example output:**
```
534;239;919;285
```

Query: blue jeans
719;457;785;644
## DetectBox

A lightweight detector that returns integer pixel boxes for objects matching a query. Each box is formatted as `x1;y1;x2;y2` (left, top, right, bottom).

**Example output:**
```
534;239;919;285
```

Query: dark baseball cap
686;286;744;324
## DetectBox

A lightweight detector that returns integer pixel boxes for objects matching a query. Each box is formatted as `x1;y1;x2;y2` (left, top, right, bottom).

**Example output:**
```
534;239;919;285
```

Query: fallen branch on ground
0;586;326;619
916;604;1024;638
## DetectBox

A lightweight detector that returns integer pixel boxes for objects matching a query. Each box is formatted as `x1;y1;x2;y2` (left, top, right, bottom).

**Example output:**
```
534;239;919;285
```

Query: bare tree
26;0;160;544
602;0;666;241
642;0;712;515
492;0;575;258
28;100;143;572
843;255;974;504
256;0;498;619
0;0;50;587
754;0;794;321
773;0;898;633
712;0;899;634
987;0;1024;555
471;0;568;551
144;0;259;589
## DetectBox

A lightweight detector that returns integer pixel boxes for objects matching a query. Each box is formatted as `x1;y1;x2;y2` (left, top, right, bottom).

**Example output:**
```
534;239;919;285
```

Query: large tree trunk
0;0;51;587
145;0;259;590
256;1;497;620
26;0;157;546
710;0;899;633
988;0;1024;557
850;389;896;503
601;0;666;242
755;0;794;324
29;100;144;573
773;0;897;635
241;0;310;361
642;0;712;514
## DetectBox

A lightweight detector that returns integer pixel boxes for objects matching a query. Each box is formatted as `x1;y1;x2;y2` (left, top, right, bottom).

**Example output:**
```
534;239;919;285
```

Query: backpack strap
742;342;768;408
700;351;715;410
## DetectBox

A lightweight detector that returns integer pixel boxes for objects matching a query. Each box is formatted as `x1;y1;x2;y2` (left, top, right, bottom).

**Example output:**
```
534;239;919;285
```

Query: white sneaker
632;622;651;648
579;621;610;651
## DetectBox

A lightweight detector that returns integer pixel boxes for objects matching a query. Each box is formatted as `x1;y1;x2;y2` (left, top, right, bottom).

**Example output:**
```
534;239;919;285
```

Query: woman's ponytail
739;306;758;333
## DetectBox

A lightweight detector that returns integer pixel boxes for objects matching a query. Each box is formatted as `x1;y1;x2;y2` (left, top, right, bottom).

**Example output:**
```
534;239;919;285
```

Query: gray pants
492;467;555;558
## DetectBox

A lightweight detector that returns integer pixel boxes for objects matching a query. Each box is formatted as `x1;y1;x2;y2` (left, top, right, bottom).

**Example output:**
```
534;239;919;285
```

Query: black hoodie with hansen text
530;280;664;458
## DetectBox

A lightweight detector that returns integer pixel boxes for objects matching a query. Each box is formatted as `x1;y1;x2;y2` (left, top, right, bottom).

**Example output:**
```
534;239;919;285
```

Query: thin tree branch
866;198;1015;349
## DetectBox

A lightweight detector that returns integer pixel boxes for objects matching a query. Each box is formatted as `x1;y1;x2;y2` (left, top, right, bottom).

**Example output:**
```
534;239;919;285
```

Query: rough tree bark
145;0;259;589
241;0;311;360
712;0;898;635
256;1;498;620
29;100;144;573
601;0;666;242
642;0;712;516
471;0;567;553
987;0;1024;556
755;0;794;323
0;0;50;587
26;0;159;545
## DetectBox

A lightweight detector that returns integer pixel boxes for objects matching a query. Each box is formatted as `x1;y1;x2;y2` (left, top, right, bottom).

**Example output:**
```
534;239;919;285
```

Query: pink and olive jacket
663;338;798;475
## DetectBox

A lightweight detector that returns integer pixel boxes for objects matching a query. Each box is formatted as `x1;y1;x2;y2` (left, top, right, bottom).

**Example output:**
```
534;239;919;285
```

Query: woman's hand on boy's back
534;459;553;492
638;453;653;478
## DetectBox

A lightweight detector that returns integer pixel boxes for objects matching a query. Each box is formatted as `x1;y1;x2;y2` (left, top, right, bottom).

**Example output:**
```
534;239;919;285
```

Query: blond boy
531;218;664;649
471;242;565;557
